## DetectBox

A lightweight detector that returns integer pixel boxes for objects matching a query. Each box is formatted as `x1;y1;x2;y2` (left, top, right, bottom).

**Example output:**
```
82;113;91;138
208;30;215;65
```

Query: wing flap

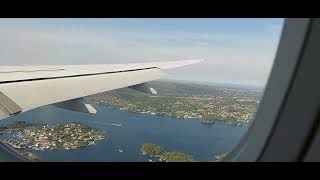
0;92;22;115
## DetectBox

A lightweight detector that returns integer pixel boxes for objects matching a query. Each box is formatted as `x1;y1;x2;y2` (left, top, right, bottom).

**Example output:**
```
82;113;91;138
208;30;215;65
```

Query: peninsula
0;121;105;151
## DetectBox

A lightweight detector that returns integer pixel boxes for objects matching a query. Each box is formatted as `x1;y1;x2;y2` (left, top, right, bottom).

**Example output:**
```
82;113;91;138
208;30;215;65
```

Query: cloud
0;20;282;86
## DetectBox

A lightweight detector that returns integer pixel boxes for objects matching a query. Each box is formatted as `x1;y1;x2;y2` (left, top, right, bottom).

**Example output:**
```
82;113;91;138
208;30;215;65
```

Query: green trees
141;143;197;162
141;143;164;156
86;80;260;124
159;152;196;162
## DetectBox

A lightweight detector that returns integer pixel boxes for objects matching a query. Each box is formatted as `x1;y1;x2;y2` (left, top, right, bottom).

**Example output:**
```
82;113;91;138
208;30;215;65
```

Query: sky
0;18;284;87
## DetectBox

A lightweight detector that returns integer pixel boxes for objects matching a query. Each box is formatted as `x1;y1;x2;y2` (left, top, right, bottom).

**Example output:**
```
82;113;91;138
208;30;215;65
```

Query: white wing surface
0;60;202;120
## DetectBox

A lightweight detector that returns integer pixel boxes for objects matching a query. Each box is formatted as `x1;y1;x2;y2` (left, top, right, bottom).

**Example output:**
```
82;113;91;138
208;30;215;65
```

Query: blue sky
0;18;284;87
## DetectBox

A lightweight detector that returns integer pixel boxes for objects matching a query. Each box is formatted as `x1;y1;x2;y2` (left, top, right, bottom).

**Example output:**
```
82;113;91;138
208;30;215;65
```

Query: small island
141;143;163;156
140;143;197;162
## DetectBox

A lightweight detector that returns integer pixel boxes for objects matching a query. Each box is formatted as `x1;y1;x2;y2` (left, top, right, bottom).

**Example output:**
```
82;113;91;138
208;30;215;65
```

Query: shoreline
94;103;250;126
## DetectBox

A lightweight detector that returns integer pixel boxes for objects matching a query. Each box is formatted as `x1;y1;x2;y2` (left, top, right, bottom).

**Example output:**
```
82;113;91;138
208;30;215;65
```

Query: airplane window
0;18;284;162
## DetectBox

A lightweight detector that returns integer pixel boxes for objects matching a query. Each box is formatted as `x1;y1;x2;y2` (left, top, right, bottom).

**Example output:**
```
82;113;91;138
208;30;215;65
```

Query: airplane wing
0;60;203;120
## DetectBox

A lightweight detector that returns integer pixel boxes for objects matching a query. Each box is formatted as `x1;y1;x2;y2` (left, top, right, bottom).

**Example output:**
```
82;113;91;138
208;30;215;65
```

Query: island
0;121;105;161
86;80;262;125
140;143;197;162
141;143;163;156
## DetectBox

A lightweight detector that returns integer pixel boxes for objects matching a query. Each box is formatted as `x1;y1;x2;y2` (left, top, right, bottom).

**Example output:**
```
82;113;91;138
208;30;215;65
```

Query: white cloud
0;21;281;87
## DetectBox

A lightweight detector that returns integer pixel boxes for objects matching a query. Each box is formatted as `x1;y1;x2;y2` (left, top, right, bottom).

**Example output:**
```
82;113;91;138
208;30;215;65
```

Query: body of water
0;105;249;162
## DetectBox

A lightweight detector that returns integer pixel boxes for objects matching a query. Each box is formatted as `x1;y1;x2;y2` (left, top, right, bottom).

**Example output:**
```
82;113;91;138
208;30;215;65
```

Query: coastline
0;105;249;162
93;103;249;126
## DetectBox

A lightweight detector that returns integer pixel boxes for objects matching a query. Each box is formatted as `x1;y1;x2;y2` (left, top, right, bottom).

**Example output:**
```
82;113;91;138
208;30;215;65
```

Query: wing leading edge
0;59;203;120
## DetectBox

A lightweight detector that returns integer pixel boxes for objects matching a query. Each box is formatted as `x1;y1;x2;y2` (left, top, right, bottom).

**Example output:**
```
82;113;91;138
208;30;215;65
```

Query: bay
0;104;249;162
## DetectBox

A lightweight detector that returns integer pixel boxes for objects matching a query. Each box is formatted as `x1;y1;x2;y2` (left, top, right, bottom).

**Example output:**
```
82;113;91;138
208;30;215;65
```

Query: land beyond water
86;80;262;124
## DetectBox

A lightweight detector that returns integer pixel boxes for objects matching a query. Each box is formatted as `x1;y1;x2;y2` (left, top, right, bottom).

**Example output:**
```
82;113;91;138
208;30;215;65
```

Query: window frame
225;18;313;162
